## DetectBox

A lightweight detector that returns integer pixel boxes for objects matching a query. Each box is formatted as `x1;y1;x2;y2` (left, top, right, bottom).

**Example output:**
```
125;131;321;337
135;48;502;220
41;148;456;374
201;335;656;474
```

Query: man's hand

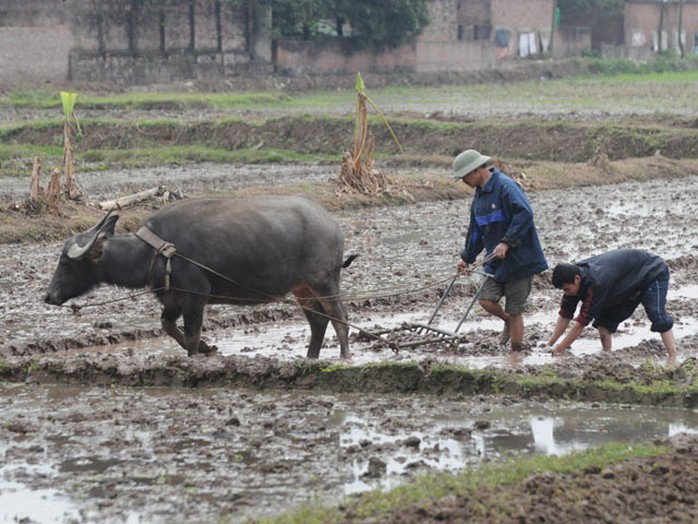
456;259;469;274
493;242;509;259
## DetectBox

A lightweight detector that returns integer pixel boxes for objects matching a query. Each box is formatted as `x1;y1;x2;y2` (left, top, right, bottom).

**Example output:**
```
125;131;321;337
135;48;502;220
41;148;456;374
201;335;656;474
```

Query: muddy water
2;383;698;523
4;174;697;362
2;174;698;522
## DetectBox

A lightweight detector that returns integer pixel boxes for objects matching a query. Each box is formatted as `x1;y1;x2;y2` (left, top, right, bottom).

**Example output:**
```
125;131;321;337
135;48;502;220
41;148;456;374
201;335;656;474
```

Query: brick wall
625;1;698;54
275;39;417;76
0;0;71;83
0;0;591;86
0;27;72;83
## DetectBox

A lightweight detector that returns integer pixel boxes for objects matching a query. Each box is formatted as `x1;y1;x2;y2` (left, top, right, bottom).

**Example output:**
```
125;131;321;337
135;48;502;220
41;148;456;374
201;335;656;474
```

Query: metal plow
360;270;493;353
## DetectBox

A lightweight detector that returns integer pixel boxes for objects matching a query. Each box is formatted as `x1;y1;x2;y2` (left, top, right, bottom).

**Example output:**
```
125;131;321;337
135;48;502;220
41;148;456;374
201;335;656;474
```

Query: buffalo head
44;211;119;305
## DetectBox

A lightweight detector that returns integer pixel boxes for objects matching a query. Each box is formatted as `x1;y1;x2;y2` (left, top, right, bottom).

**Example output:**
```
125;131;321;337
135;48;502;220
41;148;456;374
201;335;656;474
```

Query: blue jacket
461;168;548;282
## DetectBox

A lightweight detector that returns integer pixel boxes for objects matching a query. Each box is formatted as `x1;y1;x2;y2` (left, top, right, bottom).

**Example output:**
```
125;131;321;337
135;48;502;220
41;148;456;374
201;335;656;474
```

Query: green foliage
335;0;430;49
572;56;698;77
270;0;333;39
557;0;624;19
0;90;290;111
270;0;430;49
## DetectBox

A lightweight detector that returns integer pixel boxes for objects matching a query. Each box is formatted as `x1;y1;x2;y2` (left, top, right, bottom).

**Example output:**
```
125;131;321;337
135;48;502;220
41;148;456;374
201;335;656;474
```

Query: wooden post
658;0;666;52
549;0;557;58
678;0;685;57
63;121;76;199
47;168;61;210
29;157;42;200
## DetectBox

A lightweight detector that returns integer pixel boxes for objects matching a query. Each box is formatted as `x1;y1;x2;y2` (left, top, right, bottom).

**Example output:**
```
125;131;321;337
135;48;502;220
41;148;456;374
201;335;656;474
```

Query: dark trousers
593;266;673;334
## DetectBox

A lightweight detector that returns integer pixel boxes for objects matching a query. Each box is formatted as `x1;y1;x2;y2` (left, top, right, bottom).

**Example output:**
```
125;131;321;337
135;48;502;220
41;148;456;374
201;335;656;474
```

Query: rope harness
70;227;500;352
64;232;498;352
134;226;177;290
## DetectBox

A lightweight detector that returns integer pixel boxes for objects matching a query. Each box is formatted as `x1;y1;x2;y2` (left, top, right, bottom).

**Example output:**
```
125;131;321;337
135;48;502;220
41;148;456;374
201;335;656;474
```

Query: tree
335;0;430;49
557;0;624;48
270;0;332;39
269;0;430;49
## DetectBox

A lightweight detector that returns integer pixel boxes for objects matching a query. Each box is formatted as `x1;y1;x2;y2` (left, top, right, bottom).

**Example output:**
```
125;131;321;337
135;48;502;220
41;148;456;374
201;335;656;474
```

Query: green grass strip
254;441;668;524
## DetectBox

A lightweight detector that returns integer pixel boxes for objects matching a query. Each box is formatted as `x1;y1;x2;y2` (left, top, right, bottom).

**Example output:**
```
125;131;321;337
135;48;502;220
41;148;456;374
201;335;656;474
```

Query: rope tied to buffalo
134;226;177;290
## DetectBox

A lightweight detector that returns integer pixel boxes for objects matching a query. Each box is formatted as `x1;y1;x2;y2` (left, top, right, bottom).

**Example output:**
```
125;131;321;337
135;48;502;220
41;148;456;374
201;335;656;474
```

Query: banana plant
60;91;81;199
340;72;404;194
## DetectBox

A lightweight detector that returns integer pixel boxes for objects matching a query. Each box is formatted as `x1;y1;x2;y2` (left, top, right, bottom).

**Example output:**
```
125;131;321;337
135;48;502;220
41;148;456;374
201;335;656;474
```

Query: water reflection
343;403;698;493
3;384;698;522
0;477;81;523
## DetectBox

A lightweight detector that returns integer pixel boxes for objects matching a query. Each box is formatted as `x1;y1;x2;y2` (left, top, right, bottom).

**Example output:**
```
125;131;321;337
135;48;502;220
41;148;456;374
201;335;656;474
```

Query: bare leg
661;329;678;359
508;313;524;345
478;299;508;322
598;326;613;351
479;299;526;349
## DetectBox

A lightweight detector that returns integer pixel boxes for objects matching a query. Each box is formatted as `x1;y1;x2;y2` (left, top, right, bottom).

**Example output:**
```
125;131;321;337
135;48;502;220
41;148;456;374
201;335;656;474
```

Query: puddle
0;480;82;524
2;170;698;521
53;300;698;369
1;384;697;522
674;284;698;299
4;175;698;363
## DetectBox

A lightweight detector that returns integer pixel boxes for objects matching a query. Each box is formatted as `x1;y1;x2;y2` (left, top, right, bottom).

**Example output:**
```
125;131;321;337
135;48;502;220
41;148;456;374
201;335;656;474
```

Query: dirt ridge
3;353;696;408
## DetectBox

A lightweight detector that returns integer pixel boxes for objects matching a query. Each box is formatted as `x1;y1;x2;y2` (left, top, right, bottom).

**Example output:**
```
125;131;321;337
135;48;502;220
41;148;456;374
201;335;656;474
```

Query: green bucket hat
452;149;491;180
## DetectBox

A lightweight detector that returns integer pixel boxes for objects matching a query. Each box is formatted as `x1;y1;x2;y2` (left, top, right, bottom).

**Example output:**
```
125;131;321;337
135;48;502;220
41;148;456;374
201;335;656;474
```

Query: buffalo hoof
200;342;218;356
203;345;219;357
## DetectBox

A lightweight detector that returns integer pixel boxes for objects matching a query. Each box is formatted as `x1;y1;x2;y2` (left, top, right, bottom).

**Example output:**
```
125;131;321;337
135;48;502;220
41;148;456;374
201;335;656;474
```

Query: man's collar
479;167;496;191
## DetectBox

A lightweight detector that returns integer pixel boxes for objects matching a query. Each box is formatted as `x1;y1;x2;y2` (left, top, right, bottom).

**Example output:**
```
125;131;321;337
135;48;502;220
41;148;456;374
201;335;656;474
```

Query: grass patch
256;441;669;524
1;90;293;111
103;146;334;166
1;143;337;175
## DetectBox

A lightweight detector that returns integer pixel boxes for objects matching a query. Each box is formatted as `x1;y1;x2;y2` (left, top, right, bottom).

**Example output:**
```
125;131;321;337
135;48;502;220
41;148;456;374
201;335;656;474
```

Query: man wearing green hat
454;149;548;351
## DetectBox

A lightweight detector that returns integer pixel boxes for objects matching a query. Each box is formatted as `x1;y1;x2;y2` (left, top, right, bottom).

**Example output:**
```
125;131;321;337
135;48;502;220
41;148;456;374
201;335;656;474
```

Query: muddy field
2;165;698;522
2;77;698;522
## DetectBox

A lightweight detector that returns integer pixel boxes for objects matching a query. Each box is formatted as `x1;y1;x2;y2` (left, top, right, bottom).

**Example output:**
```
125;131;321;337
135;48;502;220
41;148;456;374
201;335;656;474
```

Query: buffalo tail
342;253;359;268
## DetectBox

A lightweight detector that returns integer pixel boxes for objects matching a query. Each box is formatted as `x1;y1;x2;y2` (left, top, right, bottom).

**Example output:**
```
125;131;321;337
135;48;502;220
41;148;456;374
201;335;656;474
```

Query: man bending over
547;249;677;360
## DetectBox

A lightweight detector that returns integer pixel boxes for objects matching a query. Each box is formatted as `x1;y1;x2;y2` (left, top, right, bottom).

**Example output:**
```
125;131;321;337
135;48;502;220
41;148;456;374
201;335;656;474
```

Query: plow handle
426;274;459;325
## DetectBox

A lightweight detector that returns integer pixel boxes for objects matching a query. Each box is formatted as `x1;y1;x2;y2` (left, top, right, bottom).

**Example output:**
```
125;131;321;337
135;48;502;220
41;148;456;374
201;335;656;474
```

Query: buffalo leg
295;283;351;360
182;307;217;356
298;298;329;359
162;306;215;356
161;307;188;351
321;298;350;359
314;277;350;359
294;286;330;359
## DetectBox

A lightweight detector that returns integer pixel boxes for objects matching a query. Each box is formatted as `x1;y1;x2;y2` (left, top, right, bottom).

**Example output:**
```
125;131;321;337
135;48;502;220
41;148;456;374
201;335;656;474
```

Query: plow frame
360;270;493;353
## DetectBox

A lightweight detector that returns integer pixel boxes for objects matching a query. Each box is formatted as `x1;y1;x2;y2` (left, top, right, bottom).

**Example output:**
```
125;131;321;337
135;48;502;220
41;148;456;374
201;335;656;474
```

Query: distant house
625;0;698;58
455;0;554;59
0;0;591;85
277;0;591;76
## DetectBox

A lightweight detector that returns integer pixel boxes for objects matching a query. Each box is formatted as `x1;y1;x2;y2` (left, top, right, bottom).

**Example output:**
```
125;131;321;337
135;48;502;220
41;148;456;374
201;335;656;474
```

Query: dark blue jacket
461;168;548;282
560;249;667;326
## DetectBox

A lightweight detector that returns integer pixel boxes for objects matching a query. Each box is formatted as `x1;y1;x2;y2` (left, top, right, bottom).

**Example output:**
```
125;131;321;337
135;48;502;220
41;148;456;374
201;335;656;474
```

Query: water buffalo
44;196;352;359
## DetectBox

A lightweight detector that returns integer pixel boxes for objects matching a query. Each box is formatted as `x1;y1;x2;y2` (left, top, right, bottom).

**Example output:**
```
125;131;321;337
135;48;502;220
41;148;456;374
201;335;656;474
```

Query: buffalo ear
101;214;119;237
67;213;120;259
88;232;109;259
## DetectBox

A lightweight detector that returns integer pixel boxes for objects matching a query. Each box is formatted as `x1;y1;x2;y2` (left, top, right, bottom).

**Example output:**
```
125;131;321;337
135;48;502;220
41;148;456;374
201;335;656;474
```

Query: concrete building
0;0;590;85
276;0;590;76
625;0;698;58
